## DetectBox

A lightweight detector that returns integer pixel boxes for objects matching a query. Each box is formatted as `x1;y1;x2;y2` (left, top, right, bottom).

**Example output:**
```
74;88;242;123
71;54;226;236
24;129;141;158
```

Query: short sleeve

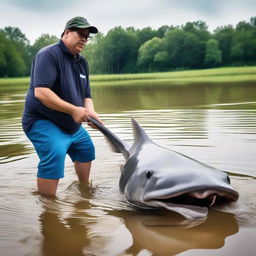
32;51;58;88
85;80;92;98
84;59;92;98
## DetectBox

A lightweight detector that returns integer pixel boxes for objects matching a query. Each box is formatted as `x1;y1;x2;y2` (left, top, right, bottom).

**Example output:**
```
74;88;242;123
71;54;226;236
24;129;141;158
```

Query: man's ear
63;29;71;38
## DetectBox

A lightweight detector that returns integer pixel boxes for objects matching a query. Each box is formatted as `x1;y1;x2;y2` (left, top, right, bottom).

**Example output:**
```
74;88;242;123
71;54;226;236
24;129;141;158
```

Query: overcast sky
0;0;255;43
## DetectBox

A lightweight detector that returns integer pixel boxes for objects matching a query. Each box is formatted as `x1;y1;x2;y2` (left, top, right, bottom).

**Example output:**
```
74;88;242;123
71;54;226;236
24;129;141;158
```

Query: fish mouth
143;189;239;219
157;194;217;207
156;191;231;207
145;188;239;207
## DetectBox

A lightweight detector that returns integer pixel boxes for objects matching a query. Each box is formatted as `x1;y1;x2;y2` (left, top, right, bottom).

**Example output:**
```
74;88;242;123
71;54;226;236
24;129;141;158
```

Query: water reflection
92;82;256;112
39;208;90;256
0;144;31;163
38;181;239;256
38;184;92;256
113;210;238;256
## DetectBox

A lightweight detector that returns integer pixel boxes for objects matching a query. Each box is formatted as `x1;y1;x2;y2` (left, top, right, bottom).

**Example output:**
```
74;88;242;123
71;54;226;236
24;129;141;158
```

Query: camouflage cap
64;16;98;33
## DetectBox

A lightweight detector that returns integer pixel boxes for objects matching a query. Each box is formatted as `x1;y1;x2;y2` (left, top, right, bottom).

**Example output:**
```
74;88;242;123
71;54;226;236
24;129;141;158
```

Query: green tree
236;21;254;32
214;25;236;65
227;18;256;65
136;27;157;45
153;50;169;70
230;43;244;62
3;26;29;45
183;33;201;68
2;26;31;75
5;43;26;76
31;34;59;58
204;39;222;67
231;30;256;64
250;16;256;27
137;37;167;71
0;31;26;77
183;20;208;32
164;22;210;70
164;28;186;68
121;27;141;73
183;21;210;68
101;27;139;73
0;33;7;76
156;25;173;38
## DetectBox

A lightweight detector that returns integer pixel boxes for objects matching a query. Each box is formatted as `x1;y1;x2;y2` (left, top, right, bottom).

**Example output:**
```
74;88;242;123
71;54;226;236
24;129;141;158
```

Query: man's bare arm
84;97;103;126
35;87;88;124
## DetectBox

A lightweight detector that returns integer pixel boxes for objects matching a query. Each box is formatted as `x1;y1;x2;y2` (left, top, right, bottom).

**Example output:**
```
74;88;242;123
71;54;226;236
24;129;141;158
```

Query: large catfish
88;117;239;219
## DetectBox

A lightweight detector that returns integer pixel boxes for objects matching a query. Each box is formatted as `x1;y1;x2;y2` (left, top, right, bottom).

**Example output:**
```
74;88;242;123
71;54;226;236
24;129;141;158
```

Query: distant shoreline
0;66;256;88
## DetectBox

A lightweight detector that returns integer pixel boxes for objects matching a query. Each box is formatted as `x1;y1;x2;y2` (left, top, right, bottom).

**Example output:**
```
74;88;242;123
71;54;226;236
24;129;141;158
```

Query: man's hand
34;88;88;124
70;106;89;124
34;88;102;126
84;98;103;129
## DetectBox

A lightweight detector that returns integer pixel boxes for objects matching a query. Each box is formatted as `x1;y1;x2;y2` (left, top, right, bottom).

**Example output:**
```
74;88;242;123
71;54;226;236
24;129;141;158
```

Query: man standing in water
22;17;102;196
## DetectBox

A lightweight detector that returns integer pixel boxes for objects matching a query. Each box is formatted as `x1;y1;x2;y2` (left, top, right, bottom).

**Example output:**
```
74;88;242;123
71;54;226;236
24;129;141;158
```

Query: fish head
121;144;239;219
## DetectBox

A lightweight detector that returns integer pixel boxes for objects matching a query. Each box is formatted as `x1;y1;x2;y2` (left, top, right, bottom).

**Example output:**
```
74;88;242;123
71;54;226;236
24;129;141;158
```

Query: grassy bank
0;77;30;86
90;66;256;86
0;66;256;87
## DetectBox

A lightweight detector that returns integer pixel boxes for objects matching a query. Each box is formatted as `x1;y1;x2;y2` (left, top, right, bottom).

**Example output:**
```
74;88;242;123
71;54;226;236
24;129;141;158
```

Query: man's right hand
70;106;89;124
34;88;90;124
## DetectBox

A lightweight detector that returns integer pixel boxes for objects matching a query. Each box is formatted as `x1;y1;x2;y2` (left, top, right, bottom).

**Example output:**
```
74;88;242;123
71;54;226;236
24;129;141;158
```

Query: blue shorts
26;120;95;179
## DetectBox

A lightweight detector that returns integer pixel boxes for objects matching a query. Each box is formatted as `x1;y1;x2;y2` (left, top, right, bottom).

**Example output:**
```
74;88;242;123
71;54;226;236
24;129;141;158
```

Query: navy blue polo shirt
22;40;92;134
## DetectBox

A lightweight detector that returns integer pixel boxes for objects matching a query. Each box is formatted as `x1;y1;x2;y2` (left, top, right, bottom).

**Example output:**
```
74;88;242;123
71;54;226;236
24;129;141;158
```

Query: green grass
0;66;256;88
0;77;29;86
89;66;256;86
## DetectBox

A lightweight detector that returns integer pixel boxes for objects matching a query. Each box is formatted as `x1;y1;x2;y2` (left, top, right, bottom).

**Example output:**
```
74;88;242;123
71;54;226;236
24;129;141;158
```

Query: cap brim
88;26;98;34
76;25;98;33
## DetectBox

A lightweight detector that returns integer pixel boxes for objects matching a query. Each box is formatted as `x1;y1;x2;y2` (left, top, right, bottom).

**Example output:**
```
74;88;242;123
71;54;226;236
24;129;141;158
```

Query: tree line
0;27;58;77
0;17;256;77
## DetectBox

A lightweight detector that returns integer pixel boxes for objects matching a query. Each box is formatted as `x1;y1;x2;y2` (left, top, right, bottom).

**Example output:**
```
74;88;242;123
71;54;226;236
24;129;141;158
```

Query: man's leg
26;120;69;197
74;161;92;183
37;178;59;196
69;126;95;184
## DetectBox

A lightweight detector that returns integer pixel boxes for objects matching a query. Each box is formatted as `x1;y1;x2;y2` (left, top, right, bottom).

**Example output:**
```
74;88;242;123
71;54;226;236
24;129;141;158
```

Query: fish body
88;117;239;219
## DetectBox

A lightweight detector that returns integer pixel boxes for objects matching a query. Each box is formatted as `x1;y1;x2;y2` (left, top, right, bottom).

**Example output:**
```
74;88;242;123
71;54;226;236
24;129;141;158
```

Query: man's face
64;28;90;55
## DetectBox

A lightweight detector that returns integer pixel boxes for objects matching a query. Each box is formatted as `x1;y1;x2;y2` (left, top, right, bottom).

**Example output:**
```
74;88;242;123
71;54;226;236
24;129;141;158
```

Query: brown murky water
0;82;256;256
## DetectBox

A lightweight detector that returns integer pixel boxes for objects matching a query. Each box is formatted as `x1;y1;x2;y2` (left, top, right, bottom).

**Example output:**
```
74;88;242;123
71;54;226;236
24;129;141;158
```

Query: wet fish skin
88;117;239;219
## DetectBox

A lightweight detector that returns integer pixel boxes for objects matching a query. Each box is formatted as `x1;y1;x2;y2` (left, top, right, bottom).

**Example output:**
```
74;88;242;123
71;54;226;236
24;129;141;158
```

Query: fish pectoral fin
152;201;208;219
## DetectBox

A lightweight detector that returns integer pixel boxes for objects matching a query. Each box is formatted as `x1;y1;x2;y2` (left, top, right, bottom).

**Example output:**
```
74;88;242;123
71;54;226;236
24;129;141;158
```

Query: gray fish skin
88;117;239;219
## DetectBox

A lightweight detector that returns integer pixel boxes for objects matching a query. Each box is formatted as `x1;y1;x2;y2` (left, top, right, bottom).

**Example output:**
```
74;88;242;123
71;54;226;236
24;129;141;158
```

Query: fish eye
146;171;153;179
